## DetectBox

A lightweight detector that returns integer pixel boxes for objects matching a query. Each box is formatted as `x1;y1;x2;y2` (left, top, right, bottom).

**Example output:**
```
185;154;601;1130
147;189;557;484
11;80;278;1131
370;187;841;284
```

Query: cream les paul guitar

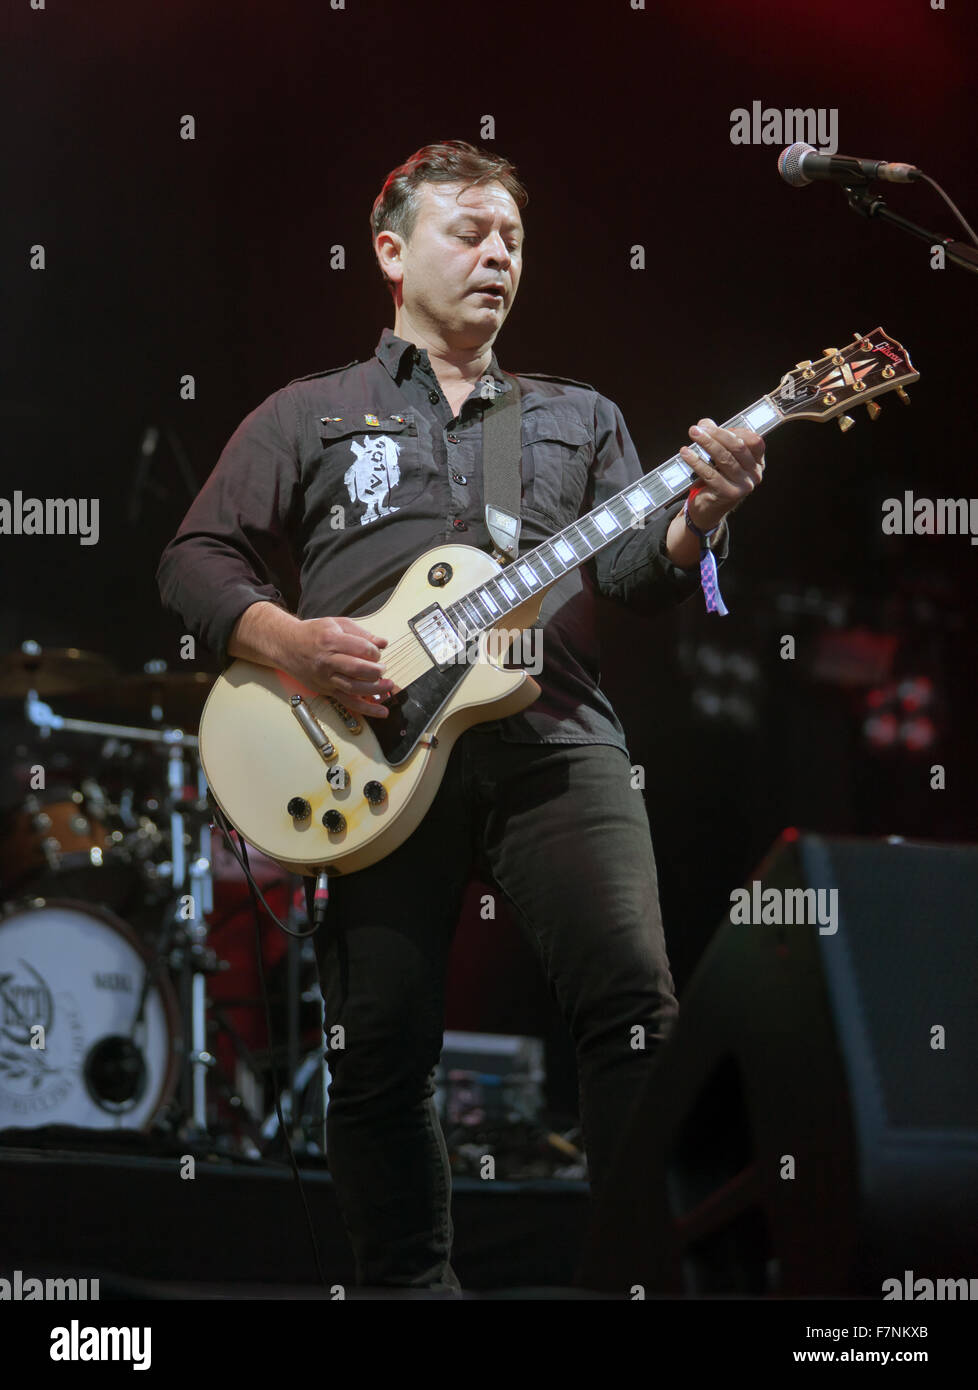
199;328;918;877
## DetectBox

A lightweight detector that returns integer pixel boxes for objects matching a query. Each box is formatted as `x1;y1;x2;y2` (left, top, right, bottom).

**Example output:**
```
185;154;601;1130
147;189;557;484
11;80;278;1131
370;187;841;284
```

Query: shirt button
428;390;440;404
452;519;468;531
447;434;459;444
452;472;467;485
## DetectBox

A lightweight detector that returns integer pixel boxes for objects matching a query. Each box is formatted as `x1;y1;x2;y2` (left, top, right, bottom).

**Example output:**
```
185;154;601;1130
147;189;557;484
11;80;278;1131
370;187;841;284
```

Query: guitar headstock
768;328;919;430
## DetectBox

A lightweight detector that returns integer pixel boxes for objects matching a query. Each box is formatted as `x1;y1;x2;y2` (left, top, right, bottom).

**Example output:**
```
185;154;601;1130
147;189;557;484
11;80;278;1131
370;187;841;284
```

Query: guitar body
198;544;545;877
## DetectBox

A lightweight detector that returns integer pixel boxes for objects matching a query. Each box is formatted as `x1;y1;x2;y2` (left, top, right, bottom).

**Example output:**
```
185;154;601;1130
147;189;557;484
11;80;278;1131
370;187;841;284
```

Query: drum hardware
15;667;320;1145
162;740;213;1137
266;915;328;1156
260;1035;329;1160
9;700;181;920
24;688;200;752
0;650;325;1150
166;910;222;1138
200;995;283;1157
211;818;329;1156
23;685;220;1136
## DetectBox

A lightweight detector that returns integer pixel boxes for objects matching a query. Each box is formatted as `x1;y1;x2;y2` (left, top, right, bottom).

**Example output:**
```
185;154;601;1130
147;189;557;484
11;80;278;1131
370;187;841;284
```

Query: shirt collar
374;326;511;398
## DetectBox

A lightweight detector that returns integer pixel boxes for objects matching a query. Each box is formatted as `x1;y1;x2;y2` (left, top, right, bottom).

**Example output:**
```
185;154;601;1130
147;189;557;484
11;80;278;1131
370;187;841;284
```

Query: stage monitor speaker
577;833;978;1297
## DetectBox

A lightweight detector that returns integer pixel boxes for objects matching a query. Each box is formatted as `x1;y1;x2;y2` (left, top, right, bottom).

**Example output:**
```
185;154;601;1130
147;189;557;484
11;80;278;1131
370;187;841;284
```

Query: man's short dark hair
370;140;527;296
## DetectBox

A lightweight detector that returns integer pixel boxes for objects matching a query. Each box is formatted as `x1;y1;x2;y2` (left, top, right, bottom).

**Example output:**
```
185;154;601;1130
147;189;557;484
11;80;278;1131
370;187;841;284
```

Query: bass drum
0;899;181;1132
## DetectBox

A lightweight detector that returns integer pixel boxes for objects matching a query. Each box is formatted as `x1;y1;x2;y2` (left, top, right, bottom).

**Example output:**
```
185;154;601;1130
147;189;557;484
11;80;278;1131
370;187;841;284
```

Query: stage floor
0;1134;591;1294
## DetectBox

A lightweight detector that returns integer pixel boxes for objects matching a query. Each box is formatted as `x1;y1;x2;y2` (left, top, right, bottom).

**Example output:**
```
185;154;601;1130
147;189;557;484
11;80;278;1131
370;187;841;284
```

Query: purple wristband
683;498;729;616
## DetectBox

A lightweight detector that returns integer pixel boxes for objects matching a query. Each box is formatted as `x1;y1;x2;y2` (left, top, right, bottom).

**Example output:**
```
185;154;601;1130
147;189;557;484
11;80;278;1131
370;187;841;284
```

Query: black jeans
307;726;679;1290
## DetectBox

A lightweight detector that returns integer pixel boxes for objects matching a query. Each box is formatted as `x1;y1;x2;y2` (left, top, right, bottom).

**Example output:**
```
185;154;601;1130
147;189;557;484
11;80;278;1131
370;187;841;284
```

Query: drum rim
0;895;183;1131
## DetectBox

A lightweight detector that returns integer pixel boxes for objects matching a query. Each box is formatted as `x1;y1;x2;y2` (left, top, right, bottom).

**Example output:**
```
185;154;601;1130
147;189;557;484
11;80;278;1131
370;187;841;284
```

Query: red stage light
898;676;934;713
900;717;937;752
864;712;899;749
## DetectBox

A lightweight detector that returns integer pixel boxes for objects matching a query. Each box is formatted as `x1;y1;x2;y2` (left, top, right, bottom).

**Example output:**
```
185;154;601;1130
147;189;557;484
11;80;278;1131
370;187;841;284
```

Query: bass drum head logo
0;902;174;1129
0;952;84;1119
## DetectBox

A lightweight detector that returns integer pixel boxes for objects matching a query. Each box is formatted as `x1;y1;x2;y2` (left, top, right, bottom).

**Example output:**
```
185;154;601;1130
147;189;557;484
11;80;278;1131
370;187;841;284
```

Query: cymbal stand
24;689;218;1137
167;740;218;1136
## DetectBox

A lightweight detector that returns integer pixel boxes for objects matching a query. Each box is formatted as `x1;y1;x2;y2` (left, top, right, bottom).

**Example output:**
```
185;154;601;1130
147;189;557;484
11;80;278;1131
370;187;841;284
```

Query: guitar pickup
409;603;466;672
290;695;337;761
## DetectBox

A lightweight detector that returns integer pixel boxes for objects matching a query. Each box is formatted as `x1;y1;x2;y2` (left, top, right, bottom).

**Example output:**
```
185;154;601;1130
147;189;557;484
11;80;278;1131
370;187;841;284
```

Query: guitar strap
481;373;523;564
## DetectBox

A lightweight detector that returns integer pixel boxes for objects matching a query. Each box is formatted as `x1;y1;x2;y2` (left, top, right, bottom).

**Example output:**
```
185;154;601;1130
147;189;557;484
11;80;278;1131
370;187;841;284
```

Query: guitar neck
446;394;785;642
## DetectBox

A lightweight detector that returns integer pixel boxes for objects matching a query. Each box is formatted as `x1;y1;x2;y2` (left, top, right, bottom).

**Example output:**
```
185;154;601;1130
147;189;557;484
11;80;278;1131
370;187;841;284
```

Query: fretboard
445;395;784;642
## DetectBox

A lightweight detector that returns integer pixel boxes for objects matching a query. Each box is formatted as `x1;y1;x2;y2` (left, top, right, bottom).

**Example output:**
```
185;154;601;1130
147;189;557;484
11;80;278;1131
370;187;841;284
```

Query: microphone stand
843;183;978;276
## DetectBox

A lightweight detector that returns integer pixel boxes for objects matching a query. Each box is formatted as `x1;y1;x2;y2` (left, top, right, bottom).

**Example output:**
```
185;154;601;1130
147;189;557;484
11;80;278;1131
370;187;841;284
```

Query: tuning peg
896;387;911;405
838;415;856;432
866;400;882;421
852;330;864;341
822;347;839;357
795;359;813;369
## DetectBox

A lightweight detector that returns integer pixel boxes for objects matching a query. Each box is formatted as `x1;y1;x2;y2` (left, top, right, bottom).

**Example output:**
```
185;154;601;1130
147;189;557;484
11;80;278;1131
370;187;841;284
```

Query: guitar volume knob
322;810;346;833
287;797;311;820
363;781;387;806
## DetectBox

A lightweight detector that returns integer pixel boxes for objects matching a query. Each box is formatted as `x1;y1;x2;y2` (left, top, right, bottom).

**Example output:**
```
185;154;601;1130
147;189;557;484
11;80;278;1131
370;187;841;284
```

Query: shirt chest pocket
316;411;425;526
519;410;593;528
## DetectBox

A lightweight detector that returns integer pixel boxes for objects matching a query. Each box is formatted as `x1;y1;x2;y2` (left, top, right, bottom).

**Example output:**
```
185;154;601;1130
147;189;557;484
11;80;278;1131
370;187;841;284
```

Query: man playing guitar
158;139;766;1292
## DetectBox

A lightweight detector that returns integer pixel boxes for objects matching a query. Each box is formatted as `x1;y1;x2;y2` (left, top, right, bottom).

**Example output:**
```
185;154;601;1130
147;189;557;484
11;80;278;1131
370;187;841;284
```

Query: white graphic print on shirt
343;435;402;525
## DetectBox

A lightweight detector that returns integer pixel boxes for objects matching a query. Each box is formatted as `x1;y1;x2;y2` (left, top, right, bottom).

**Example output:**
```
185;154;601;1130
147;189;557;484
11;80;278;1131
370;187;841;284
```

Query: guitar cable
919;173;978;249
209;803;327;1287
209;801;318;939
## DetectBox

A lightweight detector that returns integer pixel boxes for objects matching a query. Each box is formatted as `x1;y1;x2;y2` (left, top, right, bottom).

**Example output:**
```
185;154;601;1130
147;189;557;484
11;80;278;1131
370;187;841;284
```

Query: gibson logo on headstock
874;341;901;364
777;384;812;408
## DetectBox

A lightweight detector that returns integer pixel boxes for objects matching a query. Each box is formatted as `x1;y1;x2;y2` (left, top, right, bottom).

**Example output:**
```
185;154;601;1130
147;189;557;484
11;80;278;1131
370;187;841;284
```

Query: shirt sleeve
156;387;303;668
586;391;730;617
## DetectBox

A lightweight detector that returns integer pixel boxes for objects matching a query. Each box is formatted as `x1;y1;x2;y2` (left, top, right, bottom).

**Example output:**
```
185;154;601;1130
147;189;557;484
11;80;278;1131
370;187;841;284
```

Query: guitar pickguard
367;642;481;766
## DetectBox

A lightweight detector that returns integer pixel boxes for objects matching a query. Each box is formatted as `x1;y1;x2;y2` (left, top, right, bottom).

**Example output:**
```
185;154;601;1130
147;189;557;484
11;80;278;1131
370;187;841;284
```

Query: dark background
4;0;976;1111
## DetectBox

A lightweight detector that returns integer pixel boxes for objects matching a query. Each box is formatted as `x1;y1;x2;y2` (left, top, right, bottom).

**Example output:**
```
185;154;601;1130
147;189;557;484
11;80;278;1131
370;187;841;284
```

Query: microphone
778;142;922;188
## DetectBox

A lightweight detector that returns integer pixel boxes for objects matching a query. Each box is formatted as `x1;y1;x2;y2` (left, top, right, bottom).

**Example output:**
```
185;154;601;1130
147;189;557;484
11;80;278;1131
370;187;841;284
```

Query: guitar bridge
325;696;362;733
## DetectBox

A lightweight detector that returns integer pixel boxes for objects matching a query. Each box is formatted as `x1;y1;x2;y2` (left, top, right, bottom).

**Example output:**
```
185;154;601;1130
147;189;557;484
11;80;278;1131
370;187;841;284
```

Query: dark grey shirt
157;327;728;755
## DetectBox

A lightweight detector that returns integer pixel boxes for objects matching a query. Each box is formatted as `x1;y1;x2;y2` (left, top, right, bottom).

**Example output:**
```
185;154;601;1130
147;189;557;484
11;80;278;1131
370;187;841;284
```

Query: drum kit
0;642;327;1155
